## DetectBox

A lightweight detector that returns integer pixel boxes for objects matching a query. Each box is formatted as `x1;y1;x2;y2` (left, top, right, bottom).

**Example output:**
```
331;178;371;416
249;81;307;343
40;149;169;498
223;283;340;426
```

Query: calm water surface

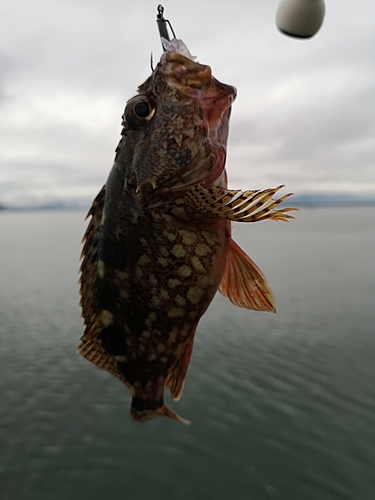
1;207;374;500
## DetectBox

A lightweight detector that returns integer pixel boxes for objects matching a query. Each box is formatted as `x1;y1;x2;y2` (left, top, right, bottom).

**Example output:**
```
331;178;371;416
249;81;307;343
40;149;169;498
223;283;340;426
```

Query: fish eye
134;101;151;118
125;95;155;130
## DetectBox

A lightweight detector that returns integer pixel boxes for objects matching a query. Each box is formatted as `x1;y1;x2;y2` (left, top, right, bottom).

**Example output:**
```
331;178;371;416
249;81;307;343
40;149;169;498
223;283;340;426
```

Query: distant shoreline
1;199;375;211
291;199;375;208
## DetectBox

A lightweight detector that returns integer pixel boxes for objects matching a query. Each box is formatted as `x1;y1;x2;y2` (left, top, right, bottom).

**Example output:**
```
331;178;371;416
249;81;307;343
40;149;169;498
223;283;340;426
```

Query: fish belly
95;199;229;419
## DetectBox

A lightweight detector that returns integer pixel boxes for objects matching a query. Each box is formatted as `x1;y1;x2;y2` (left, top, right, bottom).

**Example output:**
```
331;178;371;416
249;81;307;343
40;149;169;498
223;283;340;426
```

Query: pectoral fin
219;238;276;313
185;184;297;222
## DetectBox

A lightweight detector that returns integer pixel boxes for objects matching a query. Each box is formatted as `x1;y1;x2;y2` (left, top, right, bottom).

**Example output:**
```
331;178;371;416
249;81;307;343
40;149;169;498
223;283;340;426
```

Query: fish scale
78;38;296;424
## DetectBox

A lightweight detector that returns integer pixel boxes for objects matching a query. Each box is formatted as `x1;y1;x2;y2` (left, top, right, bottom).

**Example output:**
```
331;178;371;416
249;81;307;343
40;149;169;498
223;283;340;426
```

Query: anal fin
219;238;276;313
165;330;196;401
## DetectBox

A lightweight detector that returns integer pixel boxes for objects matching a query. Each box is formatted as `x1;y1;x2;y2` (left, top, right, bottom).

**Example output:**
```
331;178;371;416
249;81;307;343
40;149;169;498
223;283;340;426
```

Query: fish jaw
159;52;212;91
159;52;236;139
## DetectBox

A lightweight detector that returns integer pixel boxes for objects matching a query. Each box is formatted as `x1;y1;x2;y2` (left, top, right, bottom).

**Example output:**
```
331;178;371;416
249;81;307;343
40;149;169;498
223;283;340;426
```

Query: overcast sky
1;0;374;207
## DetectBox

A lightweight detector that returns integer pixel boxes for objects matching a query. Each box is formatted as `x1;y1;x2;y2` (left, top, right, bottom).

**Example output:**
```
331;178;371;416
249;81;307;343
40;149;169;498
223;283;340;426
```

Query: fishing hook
156;5;176;50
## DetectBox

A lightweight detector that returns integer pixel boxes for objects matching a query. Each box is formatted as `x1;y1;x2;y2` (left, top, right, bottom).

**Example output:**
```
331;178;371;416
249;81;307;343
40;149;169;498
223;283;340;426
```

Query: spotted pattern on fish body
79;46;296;424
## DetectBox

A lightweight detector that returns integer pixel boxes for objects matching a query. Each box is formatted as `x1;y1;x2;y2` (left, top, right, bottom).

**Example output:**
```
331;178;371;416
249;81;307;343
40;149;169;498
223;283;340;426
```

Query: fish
78;37;296;424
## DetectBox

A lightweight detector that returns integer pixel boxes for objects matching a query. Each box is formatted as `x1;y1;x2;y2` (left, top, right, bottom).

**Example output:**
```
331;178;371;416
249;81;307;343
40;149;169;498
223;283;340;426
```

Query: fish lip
159;52;237;112
160;52;213;91
163;51;205;71
159;52;236;127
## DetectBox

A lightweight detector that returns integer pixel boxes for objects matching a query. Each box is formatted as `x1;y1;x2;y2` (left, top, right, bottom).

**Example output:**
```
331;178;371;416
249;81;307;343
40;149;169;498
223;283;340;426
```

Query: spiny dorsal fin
219;238;276;313
78;185;128;385
184;184;297;222
79;185;106;320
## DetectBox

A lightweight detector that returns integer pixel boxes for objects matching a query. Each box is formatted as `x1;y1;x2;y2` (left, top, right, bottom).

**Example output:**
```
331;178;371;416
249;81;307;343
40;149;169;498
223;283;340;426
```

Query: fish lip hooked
159;51;236;127
158;50;236;122
160;52;212;90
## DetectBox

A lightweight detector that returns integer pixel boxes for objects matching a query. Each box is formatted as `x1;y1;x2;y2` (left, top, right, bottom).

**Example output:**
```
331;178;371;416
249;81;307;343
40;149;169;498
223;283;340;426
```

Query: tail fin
131;402;190;425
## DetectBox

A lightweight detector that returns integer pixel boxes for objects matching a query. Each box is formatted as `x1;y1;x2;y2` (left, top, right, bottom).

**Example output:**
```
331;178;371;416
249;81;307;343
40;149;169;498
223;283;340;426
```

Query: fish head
118;41;236;201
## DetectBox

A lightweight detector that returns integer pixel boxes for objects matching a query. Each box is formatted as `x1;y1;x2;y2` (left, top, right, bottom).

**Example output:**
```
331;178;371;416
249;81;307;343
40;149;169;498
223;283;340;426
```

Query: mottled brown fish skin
79;47;297;423
80;182;230;422
79;51;236;423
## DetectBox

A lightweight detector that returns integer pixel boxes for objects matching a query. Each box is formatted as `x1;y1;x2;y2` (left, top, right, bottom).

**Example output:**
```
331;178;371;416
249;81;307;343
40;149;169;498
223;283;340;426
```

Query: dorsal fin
219;238;276;313
78;185;128;385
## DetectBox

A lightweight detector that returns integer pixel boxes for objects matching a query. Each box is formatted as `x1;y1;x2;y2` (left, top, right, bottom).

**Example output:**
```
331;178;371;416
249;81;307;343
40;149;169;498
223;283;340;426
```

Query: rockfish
78;37;296;424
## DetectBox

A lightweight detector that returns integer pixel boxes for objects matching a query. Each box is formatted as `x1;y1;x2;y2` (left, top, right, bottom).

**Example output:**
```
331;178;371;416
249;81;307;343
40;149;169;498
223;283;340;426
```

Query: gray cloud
0;0;374;206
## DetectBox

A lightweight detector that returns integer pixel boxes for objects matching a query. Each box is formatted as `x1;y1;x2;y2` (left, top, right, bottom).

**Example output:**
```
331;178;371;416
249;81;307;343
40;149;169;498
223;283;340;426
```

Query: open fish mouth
160;52;236;116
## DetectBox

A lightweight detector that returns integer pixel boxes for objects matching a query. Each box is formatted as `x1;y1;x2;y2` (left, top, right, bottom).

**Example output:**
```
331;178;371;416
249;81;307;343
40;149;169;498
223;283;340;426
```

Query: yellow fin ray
185;184;297;222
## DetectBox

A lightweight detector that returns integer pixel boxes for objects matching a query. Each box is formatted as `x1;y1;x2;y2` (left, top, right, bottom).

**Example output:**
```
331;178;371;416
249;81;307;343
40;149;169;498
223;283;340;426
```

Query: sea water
1;206;374;500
